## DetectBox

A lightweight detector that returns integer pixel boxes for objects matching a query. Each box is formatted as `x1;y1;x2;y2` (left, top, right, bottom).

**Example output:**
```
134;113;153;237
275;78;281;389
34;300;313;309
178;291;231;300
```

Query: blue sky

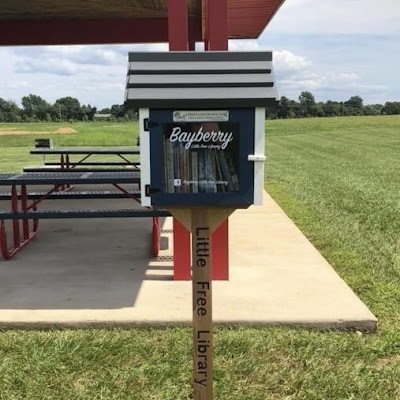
0;0;399;109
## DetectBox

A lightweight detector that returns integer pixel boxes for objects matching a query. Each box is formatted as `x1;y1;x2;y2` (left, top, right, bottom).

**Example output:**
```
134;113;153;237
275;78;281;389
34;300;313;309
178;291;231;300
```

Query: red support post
11;185;20;249
58;154;65;191
211;220;229;280
206;0;230;280
152;217;161;258
173;219;191;280
66;154;71;189
21;185;29;241
168;0;192;280
168;0;189;51
206;0;228;51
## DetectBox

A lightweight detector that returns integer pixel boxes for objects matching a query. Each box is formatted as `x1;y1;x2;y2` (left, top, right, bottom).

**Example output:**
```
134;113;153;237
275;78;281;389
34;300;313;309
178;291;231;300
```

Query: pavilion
0;0;286;280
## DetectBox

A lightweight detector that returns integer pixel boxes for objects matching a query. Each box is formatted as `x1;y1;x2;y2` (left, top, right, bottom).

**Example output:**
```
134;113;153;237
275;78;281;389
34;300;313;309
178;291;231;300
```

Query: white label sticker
173;179;182;187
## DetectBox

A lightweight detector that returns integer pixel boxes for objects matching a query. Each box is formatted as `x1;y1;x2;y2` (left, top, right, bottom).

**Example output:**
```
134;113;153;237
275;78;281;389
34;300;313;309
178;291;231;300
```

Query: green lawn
0;122;138;172
1;116;400;399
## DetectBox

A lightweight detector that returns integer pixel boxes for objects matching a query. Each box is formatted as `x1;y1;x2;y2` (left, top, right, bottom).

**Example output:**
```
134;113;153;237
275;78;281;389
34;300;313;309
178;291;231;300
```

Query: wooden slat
0;0;168;20
0;16;202;45
0;0;200;20
228;0;286;38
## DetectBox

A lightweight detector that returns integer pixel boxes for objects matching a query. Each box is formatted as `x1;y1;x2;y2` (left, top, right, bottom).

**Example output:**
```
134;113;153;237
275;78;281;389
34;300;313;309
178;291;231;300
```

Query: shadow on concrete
0;207;172;310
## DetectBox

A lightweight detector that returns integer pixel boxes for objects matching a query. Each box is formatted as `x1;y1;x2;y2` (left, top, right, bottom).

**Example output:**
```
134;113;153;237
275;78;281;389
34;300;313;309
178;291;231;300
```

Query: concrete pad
0;191;377;330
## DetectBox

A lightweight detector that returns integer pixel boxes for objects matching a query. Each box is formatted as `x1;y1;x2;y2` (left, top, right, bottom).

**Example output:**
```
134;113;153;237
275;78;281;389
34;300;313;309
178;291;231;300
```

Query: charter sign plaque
173;110;229;122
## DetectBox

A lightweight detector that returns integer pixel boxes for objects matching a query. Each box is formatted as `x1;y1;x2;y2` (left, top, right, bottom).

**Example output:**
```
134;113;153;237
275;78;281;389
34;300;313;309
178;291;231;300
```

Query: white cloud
16;57;79;76
274;50;312;73
3;80;30;90
226;40;388;102
267;0;400;35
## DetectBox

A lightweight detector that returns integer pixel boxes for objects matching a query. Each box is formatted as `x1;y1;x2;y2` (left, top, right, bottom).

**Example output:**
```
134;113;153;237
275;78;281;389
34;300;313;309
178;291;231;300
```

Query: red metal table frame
30;146;140;191
0;171;162;260
30;146;140;168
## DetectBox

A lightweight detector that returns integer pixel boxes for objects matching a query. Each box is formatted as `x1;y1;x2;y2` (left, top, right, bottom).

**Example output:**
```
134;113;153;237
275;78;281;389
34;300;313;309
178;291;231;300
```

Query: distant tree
288;99;301;118
277;96;291;118
78;104;97;121
265;107;277;119
54;97;81;121
110;104;126;118
363;104;383;116
345;95;363;109
344;95;364;115
382;101;400;115
0;98;22;122
86;104;97;120
323;100;341;117
125;108;138;120
315;102;326;117
21;94;51;120
299;91;316;117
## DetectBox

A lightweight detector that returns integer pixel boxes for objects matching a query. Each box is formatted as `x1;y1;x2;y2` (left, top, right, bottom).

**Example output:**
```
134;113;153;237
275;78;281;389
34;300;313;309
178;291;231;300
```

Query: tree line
0;92;400;123
0;94;137;123
267;92;400;119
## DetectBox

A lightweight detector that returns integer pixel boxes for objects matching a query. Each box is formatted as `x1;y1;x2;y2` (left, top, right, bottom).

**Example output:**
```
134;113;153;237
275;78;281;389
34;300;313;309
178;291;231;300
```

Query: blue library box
125;51;278;207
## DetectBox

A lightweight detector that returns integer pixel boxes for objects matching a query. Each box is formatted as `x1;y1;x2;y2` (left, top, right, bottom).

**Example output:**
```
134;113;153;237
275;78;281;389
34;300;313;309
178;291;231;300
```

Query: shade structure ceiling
0;0;285;45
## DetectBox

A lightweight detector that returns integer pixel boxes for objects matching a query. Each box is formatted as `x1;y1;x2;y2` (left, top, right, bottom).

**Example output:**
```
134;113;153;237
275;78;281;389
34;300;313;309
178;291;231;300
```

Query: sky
0;0;399;109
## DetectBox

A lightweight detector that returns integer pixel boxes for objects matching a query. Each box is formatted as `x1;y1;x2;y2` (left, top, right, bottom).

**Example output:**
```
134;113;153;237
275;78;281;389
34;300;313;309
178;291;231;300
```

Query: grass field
0;122;139;172
0;116;400;399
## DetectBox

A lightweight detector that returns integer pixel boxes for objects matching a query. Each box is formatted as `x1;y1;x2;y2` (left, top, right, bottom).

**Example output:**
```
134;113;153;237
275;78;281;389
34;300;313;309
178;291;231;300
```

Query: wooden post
192;208;213;399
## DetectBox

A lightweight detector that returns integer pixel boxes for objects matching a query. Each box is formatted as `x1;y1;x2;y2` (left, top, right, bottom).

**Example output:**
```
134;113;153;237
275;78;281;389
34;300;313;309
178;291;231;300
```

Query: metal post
11;185;20;249
21;185;29;240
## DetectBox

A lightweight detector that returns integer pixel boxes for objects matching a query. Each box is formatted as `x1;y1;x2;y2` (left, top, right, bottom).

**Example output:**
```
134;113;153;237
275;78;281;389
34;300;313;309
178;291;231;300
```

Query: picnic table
0;171;170;260
29;146;140;170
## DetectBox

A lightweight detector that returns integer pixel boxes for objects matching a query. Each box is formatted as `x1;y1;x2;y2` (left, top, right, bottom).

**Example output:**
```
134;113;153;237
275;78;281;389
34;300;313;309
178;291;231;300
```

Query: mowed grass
1;116;400;399
265;115;400;328
0;121;138;146
0;122;139;172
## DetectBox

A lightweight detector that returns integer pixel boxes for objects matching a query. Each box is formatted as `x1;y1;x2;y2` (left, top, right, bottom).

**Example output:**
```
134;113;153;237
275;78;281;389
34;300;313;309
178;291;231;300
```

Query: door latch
145;185;161;197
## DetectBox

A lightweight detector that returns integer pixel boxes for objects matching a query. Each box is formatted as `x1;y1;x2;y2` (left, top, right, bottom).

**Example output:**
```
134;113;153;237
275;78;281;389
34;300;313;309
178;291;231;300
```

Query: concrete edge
0;319;378;332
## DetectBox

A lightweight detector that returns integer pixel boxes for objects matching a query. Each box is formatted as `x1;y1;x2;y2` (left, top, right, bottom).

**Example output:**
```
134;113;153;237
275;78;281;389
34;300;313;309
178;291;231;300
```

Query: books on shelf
163;123;240;194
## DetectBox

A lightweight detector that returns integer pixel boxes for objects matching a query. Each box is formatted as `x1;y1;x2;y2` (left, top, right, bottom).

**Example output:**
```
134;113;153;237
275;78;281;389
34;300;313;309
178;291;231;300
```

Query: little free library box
125;50;278;399
125;51;278;208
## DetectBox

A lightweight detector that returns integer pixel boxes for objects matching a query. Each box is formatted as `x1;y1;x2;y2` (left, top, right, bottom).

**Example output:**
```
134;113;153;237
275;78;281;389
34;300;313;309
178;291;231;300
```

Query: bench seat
0;190;140;201
0;208;170;220
23;167;138;173
44;162;140;166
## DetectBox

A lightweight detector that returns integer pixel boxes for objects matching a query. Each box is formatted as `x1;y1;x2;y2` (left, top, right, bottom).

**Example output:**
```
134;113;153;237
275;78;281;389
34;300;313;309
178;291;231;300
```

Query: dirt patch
54;127;77;134
0;127;77;136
